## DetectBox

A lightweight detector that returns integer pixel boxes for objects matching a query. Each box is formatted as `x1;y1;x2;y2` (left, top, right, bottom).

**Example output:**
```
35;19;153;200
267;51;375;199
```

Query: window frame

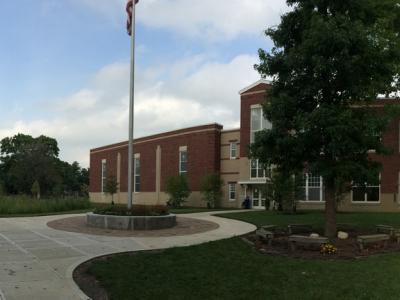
351;174;381;203
250;159;271;179
228;183;236;201
298;173;324;202
101;159;107;193
230;142;238;160
250;105;272;143
134;154;140;193
179;147;188;175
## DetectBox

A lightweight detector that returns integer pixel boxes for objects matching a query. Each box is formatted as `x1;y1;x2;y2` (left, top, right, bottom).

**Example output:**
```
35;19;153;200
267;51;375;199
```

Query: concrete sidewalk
0;211;256;300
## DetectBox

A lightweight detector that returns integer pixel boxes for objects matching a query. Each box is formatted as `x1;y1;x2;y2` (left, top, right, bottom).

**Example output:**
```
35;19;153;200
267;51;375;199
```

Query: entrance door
252;187;266;209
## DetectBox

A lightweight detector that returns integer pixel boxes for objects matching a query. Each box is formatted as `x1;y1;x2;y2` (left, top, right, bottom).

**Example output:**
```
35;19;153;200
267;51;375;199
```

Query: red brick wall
238;84;400;194
369;114;400;193
90;124;222;193
240;84;271;157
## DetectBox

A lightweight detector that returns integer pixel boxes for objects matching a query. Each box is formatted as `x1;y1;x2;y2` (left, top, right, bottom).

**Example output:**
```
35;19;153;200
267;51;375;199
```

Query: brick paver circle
47;216;219;237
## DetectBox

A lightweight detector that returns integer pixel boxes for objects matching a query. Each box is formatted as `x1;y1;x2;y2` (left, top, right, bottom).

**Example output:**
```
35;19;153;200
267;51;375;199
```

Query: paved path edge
66;210;257;299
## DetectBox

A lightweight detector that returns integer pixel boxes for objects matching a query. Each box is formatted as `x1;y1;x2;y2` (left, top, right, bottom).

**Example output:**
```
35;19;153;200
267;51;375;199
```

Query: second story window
230;142;238;159
101;159;107;193
250;106;272;143
179;147;187;175
250;160;272;179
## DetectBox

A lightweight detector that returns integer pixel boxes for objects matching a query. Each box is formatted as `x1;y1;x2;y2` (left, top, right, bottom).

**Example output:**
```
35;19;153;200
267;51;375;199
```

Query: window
229;183;236;201
134;156;140;193
101;159;107;193
250;106;272;143
250;160;272;179
179;148;187;175
352;174;380;202
230;142;237;159
299;174;324;202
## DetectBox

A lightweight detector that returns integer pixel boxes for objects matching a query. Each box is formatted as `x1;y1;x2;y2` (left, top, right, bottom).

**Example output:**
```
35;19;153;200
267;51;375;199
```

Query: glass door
252;187;266;209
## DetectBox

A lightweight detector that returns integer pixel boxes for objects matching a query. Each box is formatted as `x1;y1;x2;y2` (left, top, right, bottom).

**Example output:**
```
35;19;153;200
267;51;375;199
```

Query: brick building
90;79;400;212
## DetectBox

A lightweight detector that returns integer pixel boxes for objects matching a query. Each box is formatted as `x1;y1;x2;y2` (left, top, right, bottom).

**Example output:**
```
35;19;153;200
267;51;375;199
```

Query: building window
134;156;140;193
230;142;237;159
229;183;236;201
250;160;272;179
101;159;107;193
179;148;187;175
299;174;324;202
250;106;272;143
352;174;380;202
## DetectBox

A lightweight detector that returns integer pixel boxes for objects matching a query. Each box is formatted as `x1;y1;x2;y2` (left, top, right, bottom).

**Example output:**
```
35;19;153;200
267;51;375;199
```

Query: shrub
165;175;190;208
200;173;223;208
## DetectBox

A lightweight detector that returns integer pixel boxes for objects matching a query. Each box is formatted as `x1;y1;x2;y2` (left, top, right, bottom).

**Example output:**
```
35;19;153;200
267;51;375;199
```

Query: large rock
338;231;349;240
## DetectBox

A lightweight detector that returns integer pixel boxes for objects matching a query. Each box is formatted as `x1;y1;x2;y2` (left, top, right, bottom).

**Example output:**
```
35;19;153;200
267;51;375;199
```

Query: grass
87;210;400;300
0;195;92;216
216;210;400;231
170;207;238;214
88;237;400;300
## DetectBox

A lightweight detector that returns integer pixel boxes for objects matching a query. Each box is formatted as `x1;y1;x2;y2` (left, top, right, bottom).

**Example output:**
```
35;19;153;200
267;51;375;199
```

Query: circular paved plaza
0;210;255;300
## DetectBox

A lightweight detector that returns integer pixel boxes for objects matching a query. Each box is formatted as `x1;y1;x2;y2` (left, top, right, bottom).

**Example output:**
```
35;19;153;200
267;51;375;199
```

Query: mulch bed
47;216;219;237
245;230;400;260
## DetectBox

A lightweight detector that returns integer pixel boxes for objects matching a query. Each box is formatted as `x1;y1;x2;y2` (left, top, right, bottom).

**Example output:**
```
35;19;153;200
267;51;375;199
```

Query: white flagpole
127;1;136;210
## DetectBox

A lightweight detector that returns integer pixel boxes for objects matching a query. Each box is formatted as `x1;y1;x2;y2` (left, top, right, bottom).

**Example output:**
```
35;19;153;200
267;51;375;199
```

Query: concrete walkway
0;211;256;300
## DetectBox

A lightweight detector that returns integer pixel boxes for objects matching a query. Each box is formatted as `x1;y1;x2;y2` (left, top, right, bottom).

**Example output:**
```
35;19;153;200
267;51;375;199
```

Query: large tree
252;0;400;237
0;134;61;195
0;134;89;197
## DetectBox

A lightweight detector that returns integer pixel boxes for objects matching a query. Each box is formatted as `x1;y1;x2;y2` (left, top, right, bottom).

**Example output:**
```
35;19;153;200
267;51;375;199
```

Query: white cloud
0;54;259;167
137;0;290;41
73;0;290;41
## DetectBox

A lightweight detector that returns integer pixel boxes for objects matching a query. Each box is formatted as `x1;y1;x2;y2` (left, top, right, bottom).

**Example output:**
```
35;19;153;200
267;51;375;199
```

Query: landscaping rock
338;231;349;240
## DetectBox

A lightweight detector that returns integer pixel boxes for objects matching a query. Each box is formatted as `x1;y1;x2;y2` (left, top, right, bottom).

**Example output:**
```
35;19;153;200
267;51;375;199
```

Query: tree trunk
324;183;337;238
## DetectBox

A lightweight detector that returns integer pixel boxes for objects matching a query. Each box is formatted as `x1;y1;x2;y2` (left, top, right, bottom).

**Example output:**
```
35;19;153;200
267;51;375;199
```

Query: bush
0;195;91;215
165;175;190;208
200;173;223;208
93;204;169;216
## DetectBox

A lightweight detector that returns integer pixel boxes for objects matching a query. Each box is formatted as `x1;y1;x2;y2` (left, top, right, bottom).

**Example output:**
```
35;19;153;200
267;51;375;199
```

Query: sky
0;0;290;167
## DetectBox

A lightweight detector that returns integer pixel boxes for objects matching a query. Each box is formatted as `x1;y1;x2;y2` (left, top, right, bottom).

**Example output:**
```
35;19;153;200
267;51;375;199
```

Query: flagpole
127;0;136;210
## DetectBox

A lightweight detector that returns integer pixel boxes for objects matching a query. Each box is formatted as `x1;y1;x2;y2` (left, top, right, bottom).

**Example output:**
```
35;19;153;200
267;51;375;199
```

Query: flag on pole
126;0;139;36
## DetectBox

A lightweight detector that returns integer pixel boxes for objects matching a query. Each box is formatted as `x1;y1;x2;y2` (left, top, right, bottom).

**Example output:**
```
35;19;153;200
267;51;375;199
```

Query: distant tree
200;173;223;208
104;176;119;205
0;134;61;195
165;175;190;208
252;0;400;237
31;180;41;200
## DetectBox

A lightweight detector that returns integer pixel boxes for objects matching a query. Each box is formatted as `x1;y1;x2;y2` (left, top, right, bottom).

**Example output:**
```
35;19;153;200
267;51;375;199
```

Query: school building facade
89;79;400;212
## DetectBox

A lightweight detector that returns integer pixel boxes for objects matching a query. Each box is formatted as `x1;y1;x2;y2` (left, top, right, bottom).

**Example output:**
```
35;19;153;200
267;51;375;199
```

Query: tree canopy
252;0;400;237
0;134;89;197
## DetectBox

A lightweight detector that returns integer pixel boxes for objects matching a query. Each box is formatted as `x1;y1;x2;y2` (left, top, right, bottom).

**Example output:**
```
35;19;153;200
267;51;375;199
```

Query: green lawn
170;207;238;214
87;211;400;300
216;210;400;231
0;196;92;216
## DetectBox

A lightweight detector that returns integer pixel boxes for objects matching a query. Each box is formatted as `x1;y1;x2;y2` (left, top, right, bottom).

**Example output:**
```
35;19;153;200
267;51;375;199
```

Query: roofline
90;123;223;152
222;128;240;133
238;79;272;95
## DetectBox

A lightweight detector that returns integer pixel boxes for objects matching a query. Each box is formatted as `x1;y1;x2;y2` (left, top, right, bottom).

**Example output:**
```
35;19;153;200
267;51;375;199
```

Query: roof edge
238;79;272;95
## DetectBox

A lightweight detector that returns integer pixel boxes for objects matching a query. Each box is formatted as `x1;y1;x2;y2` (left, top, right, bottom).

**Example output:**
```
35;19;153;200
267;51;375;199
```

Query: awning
238;179;269;185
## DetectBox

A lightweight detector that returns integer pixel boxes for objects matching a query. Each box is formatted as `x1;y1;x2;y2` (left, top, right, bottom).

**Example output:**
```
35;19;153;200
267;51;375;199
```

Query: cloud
73;0;290;41
137;0;290;41
0;54;259;167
